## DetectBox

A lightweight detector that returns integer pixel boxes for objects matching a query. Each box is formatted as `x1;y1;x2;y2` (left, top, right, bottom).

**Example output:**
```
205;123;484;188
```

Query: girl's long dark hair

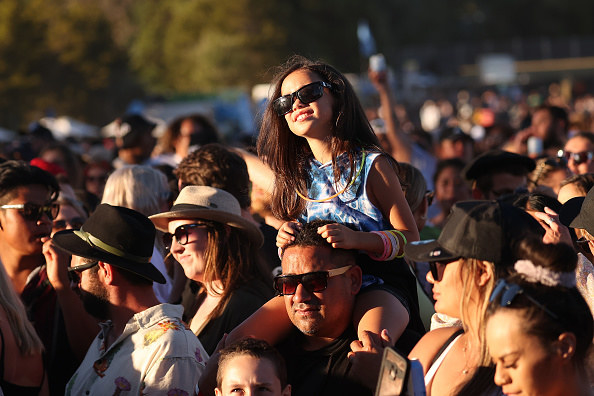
257;55;387;220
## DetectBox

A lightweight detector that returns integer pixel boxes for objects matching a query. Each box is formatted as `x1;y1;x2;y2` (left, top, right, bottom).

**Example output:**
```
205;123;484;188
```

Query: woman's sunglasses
272;81;332;116
489;279;559;319
557;149;594;165
0;202;60;222
273;265;352;296
428;258;459;282
52;217;85;232
162;223;209;250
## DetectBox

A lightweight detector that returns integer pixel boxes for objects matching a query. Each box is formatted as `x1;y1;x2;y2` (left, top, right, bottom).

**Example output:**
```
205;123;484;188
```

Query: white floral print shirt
65;304;208;396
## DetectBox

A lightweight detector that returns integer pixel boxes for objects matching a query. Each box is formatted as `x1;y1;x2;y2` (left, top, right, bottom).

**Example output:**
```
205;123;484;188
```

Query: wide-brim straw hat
53;204;166;284
149;186;264;247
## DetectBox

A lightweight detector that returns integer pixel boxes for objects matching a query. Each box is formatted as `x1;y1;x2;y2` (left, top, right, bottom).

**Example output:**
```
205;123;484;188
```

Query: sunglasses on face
52;217;85;232
67;261;98;283
273;265;352;296
272;81;332;116
489;279;559;320
162;223;209;250
0;202;60;222
557;149;594;165
429;258;459;282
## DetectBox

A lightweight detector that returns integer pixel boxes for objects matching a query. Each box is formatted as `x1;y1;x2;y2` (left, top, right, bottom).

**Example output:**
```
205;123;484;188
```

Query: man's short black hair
0;160;59;204
283;220;358;267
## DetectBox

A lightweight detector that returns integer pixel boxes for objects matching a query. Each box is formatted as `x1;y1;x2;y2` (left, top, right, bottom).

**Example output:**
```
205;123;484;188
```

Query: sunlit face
168;219;210;282
564;136;594;175
434;166;471;212
531;109;553;141
0;185;53;258
215;354;291;396
486;310;566;396
51;204;85;237
281;245;359;341
280;69;335;141
426;258;464;317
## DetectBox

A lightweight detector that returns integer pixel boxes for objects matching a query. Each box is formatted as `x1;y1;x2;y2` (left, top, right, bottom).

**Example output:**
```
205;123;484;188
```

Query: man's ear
471;186;484;200
282;384;292;396
348;264;363;295
554;332;576;362
214;388;222;396
98;262;115;285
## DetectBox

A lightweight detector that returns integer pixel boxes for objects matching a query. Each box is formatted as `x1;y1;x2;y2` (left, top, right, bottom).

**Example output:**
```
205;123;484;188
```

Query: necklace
295;151;367;203
461;335;474;375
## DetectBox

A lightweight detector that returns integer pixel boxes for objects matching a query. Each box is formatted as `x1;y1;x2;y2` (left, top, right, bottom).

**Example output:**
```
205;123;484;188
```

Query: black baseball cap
405;200;543;264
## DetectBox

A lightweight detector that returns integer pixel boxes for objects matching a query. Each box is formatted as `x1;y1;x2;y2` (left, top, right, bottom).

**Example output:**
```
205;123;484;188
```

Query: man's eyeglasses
67;261;98;283
162;223;209;250
489;279;559;319
273;265;352;296
429;258;460;282
272;81;332;116
0;202;60;222
52;217;85;232
557;149;594;165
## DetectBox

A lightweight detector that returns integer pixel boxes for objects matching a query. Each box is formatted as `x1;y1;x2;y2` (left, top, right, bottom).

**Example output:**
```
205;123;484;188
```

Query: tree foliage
1;0;593;129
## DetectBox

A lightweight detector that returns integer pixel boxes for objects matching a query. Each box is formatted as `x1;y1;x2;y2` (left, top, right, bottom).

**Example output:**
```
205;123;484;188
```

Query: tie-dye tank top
297;150;391;232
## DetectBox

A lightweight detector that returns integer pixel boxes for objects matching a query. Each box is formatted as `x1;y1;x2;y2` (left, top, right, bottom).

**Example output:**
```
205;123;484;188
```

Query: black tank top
0;327;44;396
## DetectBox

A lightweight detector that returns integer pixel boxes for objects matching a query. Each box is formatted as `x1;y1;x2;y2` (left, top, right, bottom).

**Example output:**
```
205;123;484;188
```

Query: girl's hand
276;221;302;248
317;223;360;249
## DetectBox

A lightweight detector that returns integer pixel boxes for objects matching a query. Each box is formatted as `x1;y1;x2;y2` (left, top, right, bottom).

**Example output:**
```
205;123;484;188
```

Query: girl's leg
226;297;293;345
353;289;409;346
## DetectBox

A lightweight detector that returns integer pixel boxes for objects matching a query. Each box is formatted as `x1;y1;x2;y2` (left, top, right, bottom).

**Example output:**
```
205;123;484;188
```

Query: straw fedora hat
149;186;264;247
53;204;166;283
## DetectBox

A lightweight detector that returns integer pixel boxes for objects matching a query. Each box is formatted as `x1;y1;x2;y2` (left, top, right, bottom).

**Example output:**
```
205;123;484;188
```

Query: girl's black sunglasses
272;81;332;116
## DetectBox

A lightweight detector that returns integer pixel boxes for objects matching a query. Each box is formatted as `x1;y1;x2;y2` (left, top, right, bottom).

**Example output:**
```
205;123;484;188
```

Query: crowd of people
0;54;592;396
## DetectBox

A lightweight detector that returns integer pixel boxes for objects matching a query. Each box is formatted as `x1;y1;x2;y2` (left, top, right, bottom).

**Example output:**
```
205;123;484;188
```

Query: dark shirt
20;265;79;396
278;326;373;396
197;279;273;355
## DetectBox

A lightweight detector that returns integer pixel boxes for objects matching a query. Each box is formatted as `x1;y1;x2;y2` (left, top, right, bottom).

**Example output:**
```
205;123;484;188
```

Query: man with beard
52;203;208;395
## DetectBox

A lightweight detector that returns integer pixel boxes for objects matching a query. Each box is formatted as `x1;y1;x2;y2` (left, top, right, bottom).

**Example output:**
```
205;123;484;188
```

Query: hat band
170;203;213;211
73;229;152;264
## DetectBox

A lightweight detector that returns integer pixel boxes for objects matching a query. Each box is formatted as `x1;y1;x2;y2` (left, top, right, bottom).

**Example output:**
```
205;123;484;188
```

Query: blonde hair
0;261;44;355
101;165;170;217
456;258;497;366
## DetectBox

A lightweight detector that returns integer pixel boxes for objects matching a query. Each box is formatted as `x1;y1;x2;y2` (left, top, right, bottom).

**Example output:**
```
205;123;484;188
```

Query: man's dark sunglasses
272;81;332;116
489;279;559;320
67;261;98;283
557;149;594;165
273;265;352;296
0;202;60;222
162;223;209;250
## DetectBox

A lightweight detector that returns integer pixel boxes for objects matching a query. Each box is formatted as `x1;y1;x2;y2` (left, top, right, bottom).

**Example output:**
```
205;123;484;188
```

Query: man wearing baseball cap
52;203;207;395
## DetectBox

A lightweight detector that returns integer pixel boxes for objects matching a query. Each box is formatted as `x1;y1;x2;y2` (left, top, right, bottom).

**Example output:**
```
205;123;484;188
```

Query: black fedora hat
53;204;165;283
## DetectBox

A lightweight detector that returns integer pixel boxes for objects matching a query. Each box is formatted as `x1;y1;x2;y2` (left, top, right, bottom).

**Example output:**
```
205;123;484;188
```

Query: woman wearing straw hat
150;186;273;354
